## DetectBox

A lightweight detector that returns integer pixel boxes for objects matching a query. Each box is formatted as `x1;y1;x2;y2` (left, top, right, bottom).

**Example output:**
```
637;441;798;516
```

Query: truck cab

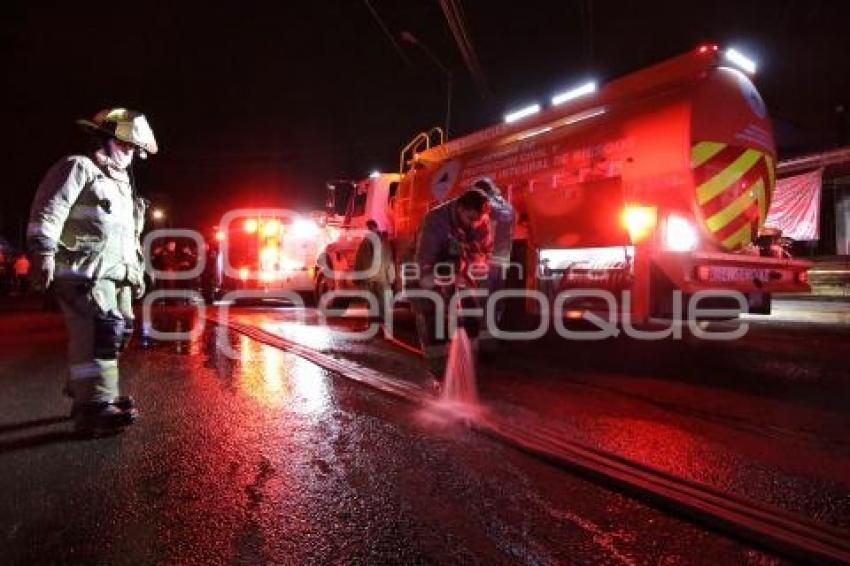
316;173;400;299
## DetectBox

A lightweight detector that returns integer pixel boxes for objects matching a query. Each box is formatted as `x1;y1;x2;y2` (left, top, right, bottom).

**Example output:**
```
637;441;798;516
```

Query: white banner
765;168;823;241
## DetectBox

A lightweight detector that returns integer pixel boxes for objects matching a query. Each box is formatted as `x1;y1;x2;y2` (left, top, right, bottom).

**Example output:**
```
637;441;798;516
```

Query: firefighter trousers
54;278;131;405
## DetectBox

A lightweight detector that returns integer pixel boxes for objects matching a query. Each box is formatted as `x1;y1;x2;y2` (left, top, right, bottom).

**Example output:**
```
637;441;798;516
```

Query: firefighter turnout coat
28;154;146;289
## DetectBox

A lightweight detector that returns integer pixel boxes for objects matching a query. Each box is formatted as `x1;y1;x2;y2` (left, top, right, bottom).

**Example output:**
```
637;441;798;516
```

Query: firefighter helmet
77;108;158;158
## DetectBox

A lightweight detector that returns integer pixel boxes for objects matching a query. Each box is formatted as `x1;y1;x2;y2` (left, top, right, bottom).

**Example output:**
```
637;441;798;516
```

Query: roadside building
775;146;850;295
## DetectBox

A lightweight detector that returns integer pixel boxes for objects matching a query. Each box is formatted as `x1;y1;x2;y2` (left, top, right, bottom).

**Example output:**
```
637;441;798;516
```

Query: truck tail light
622;206;657;243
664;215;699;251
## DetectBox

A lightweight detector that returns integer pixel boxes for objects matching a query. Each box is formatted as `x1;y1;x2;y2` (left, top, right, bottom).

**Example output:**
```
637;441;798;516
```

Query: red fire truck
206;212;333;303
318;44;811;323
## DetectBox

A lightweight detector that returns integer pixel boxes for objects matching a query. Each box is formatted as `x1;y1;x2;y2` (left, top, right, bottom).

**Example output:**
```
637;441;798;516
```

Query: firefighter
27;108;157;436
152;239;181;289
354;219;393;323
413;188;492;389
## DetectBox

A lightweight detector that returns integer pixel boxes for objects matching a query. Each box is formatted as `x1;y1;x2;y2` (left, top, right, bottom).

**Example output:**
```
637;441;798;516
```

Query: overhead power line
439;0;489;98
363;0;412;67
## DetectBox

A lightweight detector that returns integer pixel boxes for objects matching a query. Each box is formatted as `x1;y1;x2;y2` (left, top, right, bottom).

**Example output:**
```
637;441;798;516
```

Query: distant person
27;108;157;436
179;242;198;282
353;220;380;280
354;219;393;322
13;253;31;296
153;240;182;289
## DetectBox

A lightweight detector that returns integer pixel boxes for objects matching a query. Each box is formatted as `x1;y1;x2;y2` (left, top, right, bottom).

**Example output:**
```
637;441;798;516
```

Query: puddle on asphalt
235;334;333;413
187;327;335;416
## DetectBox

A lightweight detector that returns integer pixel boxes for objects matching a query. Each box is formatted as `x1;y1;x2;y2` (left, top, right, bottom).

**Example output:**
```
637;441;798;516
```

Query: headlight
291;218;320;237
664;215;699;251
260;246;279;263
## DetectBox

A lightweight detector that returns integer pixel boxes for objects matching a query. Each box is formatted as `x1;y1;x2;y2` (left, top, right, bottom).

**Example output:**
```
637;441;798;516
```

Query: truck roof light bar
724;48;757;74
504;103;541;123
551;81;596;106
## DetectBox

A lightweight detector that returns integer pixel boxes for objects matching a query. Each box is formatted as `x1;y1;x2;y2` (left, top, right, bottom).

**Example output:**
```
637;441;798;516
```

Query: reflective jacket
27;154;146;286
415;200;492;279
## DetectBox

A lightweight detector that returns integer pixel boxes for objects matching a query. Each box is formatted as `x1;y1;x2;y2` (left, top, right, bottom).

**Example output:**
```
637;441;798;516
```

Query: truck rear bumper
653;251;812;295
217;269;315;295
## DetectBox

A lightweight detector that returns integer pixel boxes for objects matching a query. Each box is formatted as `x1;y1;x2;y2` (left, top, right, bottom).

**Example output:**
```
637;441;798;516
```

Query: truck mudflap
652;251;812;306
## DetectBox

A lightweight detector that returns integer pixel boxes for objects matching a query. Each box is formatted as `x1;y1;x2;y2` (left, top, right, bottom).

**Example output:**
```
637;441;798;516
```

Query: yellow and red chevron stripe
691;141;775;250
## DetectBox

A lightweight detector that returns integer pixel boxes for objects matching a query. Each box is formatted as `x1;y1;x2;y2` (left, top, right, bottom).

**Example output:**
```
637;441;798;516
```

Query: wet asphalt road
1;298;848;564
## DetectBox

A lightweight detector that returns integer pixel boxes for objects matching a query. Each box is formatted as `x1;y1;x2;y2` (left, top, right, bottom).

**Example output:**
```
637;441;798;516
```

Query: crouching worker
412;188;492;392
27;108;158;436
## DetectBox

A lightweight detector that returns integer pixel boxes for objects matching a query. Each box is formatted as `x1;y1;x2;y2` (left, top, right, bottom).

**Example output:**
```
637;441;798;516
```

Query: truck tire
315;272;332;305
498;241;531;331
300;290;318;308
315;272;350;311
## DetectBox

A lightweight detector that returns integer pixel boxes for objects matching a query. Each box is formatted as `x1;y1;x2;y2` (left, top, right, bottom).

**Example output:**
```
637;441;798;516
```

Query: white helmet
77;108;158;158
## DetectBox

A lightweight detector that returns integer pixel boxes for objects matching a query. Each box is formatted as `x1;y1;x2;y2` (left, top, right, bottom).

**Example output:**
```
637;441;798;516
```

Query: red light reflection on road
237;334;330;414
593;417;722;481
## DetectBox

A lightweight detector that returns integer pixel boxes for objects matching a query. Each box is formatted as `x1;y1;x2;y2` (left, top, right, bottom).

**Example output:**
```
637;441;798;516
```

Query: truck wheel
297;291;316;308
499;241;531;330
315;273;340;310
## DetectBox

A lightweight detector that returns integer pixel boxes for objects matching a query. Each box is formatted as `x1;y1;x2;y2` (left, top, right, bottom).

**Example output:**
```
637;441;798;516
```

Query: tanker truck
318;44;811;324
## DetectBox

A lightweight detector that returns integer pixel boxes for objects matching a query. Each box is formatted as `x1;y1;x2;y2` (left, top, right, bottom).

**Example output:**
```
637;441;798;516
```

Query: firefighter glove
34;253;55;289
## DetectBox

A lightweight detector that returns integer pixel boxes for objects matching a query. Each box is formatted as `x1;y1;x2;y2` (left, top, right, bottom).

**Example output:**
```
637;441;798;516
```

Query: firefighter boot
73;402;137;437
113;395;136;411
70;396;138;418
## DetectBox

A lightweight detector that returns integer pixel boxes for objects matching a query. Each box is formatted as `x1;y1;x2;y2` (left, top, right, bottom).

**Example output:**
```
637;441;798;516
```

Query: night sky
1;1;848;244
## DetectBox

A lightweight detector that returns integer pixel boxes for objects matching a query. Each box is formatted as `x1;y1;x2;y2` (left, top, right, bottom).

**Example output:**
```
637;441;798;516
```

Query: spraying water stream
441;327;478;404
429;327;482;422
